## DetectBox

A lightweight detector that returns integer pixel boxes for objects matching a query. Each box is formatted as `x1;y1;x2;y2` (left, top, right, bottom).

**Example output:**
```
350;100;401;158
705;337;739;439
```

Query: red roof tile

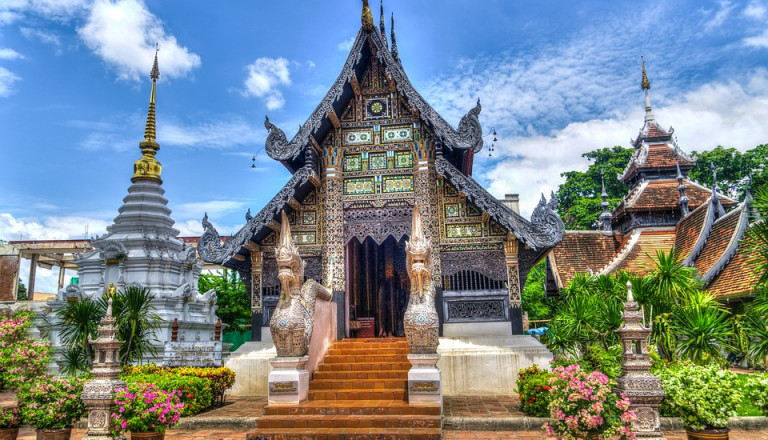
549;232;623;288
674;202;709;260
707;239;759;298
617;179;735;213
612;230;677;275
693;210;741;277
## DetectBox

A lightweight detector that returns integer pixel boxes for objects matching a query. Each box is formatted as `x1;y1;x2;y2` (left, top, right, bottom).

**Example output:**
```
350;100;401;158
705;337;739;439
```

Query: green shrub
17;375;86;429
122;373;212;416
657;364;742;430
122;365;235;404
0;309;51;390
516;364;552;417
584;344;622;379
746;373;768;416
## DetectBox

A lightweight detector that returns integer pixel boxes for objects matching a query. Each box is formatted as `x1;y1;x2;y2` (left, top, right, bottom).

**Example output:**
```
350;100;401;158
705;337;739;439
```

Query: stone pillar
247;244;263;341
268;356;310;405
82;299;125;440
504;237;523;334
322;146;346;339
28;254;38;301
615;282;665;440
414;139;442;335
407;353;442;409
57;266;66;291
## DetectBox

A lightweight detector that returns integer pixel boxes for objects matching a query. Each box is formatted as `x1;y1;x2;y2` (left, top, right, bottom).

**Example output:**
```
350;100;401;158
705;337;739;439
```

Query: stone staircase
246;337;442;440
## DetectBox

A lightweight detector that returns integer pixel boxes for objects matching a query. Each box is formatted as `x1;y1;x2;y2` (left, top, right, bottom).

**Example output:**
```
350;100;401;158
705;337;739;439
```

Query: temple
547;61;759;300
199;2;564;343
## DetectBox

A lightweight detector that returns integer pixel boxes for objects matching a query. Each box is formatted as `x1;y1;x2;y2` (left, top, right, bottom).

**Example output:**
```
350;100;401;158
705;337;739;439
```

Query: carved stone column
322;146;346;339
82;299;125;440
616;282;666;440
504;236;523;334
246;243;263;341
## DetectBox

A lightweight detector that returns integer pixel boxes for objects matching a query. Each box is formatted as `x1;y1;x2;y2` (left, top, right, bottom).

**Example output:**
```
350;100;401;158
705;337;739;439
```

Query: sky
2;0;768;292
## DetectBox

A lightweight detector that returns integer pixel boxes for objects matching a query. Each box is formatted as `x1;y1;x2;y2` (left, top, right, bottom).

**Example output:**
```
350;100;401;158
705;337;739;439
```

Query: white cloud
0;48;24;59
20;27;62;50
0;0;88;24
480;70;768;217
242;57;291;110
703;0;737;30
337;36;355;52
0;67;21;97
160;117;263;149
743;1;766;19
0;212;110;241
77;0;201;81
744;29;768;48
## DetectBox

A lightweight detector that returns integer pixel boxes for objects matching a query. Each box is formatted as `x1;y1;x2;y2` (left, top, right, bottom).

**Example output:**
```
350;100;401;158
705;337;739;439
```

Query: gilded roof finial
132;44;162;184
391;13;400;63
361;0;374;32
599;169;612;231
641;56;650;90
380;0;388;48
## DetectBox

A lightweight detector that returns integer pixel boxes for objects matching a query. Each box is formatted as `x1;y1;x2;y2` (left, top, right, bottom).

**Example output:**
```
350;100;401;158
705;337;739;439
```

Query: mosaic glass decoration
292;232;317;245
302;211;317;225
444;203;462;218
343;154;363;171
345;129;373;146
394;151;413;168
365;98;389;119
369;152;388;170
466;202;482;217
382;175;414;193
446;224;483;238
383;126;413;143
444;182;459;197
302;191;317;205
344;177;375;195
489;219;507;236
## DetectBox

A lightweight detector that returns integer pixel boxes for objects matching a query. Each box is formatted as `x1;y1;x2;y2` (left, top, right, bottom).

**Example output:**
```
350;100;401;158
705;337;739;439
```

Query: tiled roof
611;229;677;275
693;209;742;277
707;239;759;298
548;231;623;288
674;202;709;260
615;179;735;214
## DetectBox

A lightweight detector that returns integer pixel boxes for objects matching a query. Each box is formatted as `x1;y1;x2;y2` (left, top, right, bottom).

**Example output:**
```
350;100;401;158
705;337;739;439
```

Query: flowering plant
658;364;742;430
0;405;21;428
516;364;553;417
0;309;51;390
121;372;211;416
17;375;86;430
543;364;636;440
112;382;183;434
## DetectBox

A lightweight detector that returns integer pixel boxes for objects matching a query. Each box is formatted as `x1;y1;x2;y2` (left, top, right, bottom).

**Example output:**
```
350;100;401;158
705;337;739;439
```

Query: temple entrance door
345;235;410;338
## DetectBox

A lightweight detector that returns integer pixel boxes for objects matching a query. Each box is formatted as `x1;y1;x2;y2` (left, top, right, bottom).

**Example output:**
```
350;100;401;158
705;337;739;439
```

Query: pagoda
199;1;564;344
50;52;220;365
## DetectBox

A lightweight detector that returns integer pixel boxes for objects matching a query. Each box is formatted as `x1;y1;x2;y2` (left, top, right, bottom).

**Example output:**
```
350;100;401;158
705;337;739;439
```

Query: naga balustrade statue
403;204;440;354
270;211;333;357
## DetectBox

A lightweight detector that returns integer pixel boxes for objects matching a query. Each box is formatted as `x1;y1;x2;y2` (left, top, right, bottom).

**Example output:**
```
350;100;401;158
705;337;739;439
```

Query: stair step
265;400;440;416
322;355;409;364
246;427;441;440
310;379;407;390
337;337;407;344
327;347;408;356
309;388;406;401
315;362;411;372
256;414;441;429
312;370;408;380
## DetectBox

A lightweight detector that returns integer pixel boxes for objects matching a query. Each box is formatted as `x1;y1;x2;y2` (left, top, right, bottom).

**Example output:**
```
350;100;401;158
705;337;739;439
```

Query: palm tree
100;286;162;365
54;297;103;373
672;291;734;365
648;249;701;306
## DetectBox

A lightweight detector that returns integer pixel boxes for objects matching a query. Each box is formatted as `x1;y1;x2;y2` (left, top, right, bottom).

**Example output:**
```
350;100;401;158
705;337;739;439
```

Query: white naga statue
270;211;333;357
403;205;440;353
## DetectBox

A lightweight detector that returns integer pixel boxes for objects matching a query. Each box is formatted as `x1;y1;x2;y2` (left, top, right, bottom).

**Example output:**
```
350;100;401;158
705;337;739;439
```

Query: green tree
16;279;27;301
521;260;552;321
198;269;250;332
689;146;749;198
556;146;633;230
54;297;102;374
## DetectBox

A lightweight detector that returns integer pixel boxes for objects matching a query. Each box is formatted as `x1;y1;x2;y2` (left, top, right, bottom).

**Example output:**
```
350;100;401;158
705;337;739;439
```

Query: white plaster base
407;353;442;409
268;356;310;405
442;322;512;337
437;335;553;396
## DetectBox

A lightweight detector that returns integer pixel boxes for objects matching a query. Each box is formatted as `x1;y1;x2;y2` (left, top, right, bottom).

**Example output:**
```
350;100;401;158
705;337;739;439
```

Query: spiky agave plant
99;286;162;365
54;297;103;373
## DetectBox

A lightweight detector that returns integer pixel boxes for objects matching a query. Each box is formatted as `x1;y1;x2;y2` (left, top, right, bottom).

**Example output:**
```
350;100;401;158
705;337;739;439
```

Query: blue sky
2;0;768;291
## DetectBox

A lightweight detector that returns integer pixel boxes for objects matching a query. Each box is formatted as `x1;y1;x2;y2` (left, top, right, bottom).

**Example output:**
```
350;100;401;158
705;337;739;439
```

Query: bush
0;309;51;390
121;372;212;417
17;375;86;430
584;344;622;379
122;365;235;404
112;382;183;435
543;364;636;440
746;373;768;416
516;364;552;417
0;405;20;428
657;364;742;430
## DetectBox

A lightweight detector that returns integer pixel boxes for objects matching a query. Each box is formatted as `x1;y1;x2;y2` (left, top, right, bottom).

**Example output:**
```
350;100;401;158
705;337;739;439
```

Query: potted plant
0;405;20;440
657;364;742;440
112;382;183;440
542;364;636;440
18;376;86;440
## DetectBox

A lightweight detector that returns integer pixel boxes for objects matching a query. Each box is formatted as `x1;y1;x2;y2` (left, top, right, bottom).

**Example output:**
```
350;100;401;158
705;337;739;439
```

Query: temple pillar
247;244;263;341
504;237;523;335
322;148;346;340
413;139;443;335
28;254;38;301
57;266;66;291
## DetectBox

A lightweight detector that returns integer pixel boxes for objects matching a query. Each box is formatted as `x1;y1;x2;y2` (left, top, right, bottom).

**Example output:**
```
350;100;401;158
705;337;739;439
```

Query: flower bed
123;365;235;404
516;364;553;417
0;405;20;429
0;309;51;390
17;375;86;430
121;372;212;417
112;382;183;435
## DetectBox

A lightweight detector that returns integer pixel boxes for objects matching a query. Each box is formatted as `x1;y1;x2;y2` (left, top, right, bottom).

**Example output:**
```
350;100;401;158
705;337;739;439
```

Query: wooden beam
328;109;340;129
350;73;361;96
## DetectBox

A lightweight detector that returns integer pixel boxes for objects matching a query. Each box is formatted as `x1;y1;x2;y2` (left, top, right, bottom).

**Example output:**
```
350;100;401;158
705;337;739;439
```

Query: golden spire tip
361;0;374;31
641;56;650;90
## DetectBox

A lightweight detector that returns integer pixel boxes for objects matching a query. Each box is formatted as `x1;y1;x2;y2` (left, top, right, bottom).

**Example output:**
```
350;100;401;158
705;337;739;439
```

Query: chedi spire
599;169;612;231
641;56;654;123
361;0;374;32
132;46;163;184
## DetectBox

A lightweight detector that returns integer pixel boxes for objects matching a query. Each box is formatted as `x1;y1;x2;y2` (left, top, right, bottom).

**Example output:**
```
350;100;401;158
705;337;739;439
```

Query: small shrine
49;52;221;365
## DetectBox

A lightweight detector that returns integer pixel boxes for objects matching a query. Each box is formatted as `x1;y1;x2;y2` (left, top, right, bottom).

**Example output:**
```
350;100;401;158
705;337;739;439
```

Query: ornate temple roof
547;231;623;289
263;5;483;175
613;178;735;217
